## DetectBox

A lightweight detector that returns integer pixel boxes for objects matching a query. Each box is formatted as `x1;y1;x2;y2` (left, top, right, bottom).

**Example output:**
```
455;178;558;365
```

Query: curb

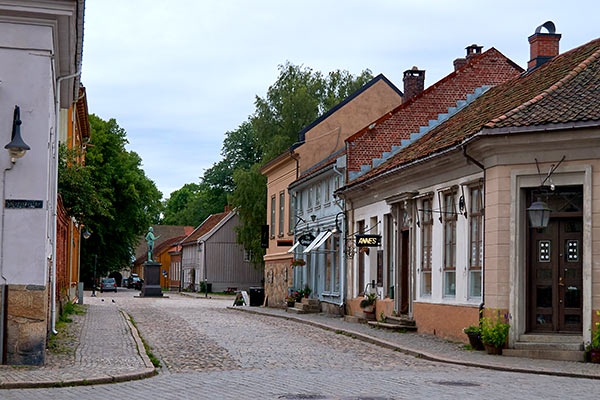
0;310;156;390
229;306;600;381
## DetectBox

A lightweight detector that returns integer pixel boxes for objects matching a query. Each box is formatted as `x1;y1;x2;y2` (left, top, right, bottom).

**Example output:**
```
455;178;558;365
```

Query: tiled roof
134;225;195;259
344;38;600;189
134;235;187;265
345;48;523;177
180;211;231;245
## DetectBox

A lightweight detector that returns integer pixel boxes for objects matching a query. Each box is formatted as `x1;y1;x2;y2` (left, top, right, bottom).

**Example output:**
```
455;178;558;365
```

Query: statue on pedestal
145;227;160;261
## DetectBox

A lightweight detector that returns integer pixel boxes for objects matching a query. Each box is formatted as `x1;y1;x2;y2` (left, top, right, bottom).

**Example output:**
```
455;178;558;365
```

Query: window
270;195;276;238
469;185;483;298
297;191;303;215
325;234;332;292
421;198;433;296
385;214;394;298
308;187;313;209
333;233;340;293
279;191;285;236
325;179;331;204
289;192;295;233
315;184;321;207
443;191;457;297
357;220;365;294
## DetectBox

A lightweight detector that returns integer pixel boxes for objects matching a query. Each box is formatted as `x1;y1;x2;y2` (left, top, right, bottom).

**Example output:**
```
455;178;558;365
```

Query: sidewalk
230;306;600;380
0;296;155;389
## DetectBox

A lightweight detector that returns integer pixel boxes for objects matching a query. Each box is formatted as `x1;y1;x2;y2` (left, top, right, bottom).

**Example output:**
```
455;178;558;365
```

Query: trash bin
248;287;265;306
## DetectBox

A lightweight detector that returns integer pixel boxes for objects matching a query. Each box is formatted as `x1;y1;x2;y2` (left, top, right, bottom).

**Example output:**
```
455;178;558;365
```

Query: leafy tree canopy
65;115;162;283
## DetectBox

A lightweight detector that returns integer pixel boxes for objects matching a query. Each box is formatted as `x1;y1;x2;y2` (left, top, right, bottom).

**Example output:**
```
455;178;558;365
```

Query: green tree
79;115;162;283
161;183;201;225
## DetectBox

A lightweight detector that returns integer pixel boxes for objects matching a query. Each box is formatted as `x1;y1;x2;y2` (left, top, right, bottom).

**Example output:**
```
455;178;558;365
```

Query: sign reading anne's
298;233;315;246
355;234;381;247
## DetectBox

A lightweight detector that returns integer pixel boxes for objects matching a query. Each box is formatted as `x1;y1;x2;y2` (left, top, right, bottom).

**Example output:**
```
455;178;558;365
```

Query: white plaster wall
413;172;483;307
0;21;55;285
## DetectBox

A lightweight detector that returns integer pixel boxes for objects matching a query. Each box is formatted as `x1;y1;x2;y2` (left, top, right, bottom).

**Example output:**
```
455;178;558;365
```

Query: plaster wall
297;79;402;173
0;22;55;286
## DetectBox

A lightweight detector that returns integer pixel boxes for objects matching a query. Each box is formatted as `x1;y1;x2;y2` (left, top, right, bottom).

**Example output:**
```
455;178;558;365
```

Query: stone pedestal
141;261;163;297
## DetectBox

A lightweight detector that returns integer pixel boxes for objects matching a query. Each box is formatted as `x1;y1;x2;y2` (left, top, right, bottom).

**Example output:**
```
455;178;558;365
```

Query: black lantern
527;200;551;229
5;106;30;160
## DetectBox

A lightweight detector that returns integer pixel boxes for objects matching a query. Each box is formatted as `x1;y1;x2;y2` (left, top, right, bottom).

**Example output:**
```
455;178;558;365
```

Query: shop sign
298;233;315;246
355;234;381;247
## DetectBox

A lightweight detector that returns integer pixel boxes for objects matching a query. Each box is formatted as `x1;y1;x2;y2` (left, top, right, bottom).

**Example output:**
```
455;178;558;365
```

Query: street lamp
5;106;30;162
82;228;97;297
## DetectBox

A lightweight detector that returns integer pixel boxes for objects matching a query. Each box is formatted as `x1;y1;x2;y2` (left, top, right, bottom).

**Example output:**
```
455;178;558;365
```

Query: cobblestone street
3;291;600;399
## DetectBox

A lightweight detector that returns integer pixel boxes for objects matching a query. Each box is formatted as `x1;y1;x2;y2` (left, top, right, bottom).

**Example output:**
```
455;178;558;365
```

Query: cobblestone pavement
3;291;600;398
0;290;151;387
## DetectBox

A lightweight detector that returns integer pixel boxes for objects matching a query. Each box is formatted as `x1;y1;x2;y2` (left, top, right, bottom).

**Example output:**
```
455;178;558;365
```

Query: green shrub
480;310;509;348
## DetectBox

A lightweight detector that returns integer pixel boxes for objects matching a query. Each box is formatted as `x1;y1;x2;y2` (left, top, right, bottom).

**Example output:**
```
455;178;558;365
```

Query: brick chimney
403;67;425;101
528;21;561;71
453;58;467;71
466;44;483;60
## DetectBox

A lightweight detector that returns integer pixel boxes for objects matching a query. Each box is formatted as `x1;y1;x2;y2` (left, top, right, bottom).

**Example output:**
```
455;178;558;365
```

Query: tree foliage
69;115;162;283
163;62;373;265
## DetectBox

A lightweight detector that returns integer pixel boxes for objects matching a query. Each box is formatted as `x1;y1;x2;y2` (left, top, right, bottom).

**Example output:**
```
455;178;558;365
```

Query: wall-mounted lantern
527;199;551;229
5;106;30;162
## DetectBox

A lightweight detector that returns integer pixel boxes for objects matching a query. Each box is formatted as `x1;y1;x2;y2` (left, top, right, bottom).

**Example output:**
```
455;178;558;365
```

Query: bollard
78;282;84;305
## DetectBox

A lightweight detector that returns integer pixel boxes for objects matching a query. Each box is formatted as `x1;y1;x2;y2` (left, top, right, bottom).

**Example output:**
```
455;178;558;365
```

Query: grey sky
81;0;599;198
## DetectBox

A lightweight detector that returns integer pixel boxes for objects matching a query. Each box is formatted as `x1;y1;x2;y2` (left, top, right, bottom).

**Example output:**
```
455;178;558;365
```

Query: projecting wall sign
298;233;316;246
355;234;381;247
5;199;43;209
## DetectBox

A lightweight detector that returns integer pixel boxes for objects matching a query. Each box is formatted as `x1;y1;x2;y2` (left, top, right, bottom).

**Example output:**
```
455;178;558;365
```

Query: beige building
340;23;600;360
262;74;404;307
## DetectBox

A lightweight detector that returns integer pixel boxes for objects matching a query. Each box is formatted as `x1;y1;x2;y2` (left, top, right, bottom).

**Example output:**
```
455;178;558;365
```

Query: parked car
128;275;143;290
100;277;117;293
122;277;129;288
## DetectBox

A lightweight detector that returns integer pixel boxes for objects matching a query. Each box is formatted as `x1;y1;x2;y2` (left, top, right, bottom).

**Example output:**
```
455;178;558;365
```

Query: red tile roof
343;38;600;190
345;48;523;173
180;211;231;245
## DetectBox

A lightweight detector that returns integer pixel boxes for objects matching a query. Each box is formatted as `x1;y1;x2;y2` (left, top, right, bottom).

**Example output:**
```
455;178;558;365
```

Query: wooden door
529;218;583;333
400;230;410;314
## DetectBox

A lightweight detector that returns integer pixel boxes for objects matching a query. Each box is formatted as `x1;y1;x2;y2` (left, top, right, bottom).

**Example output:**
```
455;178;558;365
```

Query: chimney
403;66;425;101
528;21;561;71
453;58;467;71
466;44;483;60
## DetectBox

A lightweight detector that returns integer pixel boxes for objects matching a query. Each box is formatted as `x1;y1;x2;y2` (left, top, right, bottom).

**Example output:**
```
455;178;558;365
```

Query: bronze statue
145;227;160;261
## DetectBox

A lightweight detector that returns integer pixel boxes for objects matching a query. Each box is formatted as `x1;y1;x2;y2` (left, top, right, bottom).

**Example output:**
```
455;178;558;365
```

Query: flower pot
287;301;295;308
483;342;503;355
362;305;375;313
590;349;600;363
465;331;484;351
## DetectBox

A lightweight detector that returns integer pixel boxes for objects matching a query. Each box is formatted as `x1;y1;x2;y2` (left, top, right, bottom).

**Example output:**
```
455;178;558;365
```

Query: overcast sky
81;0;599;199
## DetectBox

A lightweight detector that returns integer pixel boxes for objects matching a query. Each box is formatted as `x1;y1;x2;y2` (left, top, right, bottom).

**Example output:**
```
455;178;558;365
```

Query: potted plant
285;294;296;307
303;285;312;298
463;324;484;351
359;292;377;314
586;310;600;363
291;259;306;267
480;310;510;355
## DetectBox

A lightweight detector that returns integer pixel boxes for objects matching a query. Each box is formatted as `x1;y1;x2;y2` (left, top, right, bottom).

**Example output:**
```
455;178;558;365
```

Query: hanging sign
298;233;315;246
355;234;381;247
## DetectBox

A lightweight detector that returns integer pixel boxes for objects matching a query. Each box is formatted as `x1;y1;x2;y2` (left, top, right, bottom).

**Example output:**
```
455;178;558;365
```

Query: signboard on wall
298;233;315;246
355;234;381;247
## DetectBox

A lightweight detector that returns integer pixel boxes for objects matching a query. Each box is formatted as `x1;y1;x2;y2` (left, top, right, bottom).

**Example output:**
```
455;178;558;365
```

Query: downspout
0;161;15;363
51;69;81;334
462;145;486;322
202;240;207;298
289;148;300;179
333;165;345;308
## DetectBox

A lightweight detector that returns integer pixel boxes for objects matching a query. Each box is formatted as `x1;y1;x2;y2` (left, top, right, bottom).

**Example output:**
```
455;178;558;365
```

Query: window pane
469;270;482;298
333;234;340;292
270;196;276;236
315;184;321;206
279;192;285;235
308;188;312;208
444;271;456;296
289;193;295;232
422;271;432;296
325;236;331;292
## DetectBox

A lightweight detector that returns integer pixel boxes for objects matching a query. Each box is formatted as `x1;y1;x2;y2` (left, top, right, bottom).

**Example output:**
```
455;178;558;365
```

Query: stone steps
367;321;418;331
503;349;585;362
513;341;583;351
386;316;416;326
286;298;320;314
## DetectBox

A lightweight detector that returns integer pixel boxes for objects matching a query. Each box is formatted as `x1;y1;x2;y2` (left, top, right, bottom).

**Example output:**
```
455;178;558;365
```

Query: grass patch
128;314;161;368
462;344;474;351
48;303;86;353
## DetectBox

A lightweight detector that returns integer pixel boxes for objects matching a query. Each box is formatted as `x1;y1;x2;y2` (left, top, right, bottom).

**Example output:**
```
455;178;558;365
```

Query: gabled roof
180;211;231;246
342;37;600;190
345;47;523;178
134;225;194;259
297;73;403;143
134;235;187;265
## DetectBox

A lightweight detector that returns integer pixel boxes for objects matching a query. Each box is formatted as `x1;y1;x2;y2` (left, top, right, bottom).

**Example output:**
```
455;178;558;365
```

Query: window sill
314;205;321;210
324;202;331;208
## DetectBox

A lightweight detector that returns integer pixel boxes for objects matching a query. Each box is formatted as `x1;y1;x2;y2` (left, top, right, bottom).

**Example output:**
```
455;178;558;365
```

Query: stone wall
5;285;48;365
265;259;292;308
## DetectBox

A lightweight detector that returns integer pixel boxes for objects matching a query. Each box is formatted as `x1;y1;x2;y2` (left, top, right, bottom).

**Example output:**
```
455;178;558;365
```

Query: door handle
559;276;565;286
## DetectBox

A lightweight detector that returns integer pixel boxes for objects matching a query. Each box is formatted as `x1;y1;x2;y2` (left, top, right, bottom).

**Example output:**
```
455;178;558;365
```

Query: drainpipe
202;240;207;298
0;160;15;363
462;145;486;322
51;69;81;334
333;165;345;308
